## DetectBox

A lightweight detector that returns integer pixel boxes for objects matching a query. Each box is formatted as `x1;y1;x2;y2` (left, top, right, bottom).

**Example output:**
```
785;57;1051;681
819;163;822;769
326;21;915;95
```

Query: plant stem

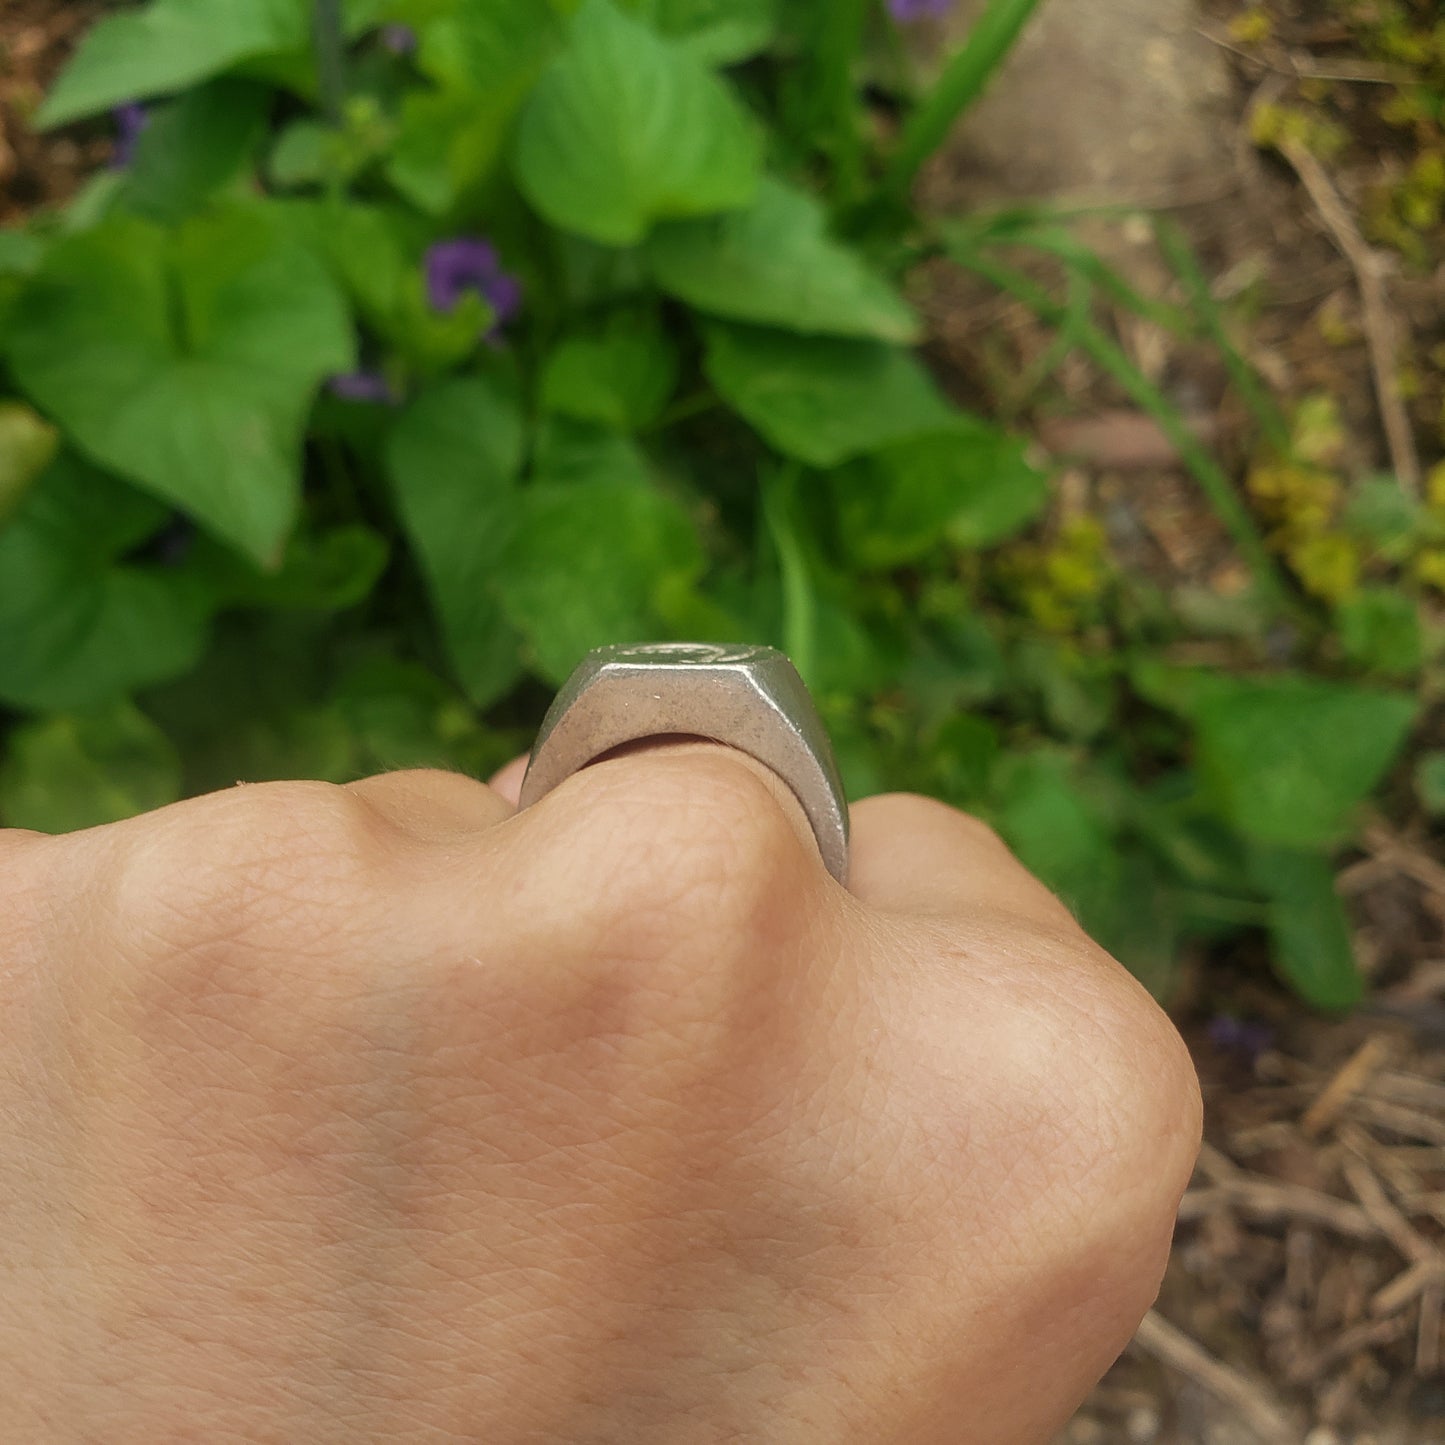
813;0;873;206
762;464;818;688
314;0;347;126
875;0;1046;207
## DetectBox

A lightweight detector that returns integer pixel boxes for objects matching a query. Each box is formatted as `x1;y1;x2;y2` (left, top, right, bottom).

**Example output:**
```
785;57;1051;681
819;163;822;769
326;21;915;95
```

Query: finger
847;793;1079;930
488;754;529;808
480;738;835;949
521;737;826;873
345;769;514;842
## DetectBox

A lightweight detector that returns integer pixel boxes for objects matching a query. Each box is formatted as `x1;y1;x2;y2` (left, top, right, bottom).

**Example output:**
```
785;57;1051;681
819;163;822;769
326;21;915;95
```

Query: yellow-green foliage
998;517;1113;634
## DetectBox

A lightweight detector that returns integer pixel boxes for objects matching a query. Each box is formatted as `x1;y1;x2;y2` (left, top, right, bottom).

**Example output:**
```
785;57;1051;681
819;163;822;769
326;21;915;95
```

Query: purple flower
888;0;953;21
328;370;400;405
1206;1015;1275;1063
424;237;524;340
111;102;150;169
381;24;417;55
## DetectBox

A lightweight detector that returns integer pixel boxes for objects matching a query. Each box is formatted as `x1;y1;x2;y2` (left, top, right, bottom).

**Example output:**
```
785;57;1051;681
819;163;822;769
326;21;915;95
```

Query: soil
4;0;1444;1440
0;0;111;224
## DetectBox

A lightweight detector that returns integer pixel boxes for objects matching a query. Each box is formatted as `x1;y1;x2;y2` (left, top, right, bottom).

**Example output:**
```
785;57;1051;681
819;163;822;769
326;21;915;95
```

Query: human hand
0;743;1199;1442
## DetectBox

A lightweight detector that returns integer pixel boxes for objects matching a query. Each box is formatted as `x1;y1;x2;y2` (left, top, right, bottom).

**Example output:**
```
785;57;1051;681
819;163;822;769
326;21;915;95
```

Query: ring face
517;643;850;885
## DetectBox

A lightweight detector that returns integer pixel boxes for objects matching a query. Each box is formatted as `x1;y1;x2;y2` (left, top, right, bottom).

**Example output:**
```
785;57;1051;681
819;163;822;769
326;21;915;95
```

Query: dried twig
1411;1192;1445;1227
1196;23;1411;84
1178;1181;1377;1239
1297;1314;1410;1379
1373;1258;1445;1317
1277;139;1421;493
1195;1139;1241;1184
1370;1071;1445;1115
1364;826;1445;898
1351;1096;1445;1146
1133;1310;1295;1441
1339;1130;1440;1267
1419;1279;1443;1375
1301;1035;1392;1137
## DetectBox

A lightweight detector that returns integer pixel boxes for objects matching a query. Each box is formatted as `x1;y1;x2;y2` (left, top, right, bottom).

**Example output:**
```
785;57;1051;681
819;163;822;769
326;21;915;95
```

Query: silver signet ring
517;643;850;886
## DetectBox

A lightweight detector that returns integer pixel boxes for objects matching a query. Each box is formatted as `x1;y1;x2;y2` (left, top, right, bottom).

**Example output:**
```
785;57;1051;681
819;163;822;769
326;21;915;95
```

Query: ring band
517;643;850;885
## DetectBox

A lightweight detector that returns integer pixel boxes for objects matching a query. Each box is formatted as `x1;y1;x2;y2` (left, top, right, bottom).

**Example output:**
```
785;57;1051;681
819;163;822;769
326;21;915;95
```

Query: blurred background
1;0;1442;1438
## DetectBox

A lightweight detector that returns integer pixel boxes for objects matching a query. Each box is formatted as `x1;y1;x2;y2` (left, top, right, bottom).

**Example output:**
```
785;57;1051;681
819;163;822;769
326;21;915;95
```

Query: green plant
0;0;1430;1011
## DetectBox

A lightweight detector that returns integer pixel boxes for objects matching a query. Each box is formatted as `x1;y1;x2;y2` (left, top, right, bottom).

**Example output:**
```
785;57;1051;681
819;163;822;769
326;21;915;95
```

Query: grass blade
877;0;1048;206
1154;217;1292;456
762;464;818;687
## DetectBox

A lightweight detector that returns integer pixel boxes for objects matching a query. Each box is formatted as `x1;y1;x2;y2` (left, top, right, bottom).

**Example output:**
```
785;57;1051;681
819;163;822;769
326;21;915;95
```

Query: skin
0;743;1201;1443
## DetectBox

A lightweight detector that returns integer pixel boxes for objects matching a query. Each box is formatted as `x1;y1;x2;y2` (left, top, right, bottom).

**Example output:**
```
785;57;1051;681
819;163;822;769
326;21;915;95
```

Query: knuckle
1023;939;1202;1241
101;781;389;974
517;751;819;1049
932;924;1199;1279
563;751;807;951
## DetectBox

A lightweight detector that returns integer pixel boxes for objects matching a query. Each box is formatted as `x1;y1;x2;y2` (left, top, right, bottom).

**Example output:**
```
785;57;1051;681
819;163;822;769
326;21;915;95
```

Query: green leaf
1249;847;1363;1010
991;749;1116;923
6;204;355;566
1012;636;1117;742
37;0;309;128
202;524;391;610
1342;476;1424;561
929;713;1000;803
540;309;678;431
1416;752;1445;817
498;477;704;682
0;702;182;834
644;0;777;61
387;89;512;213
416;0;566;91
0;402;60;528
123;79;270;224
649;178;918;342
0;231;44;277
532;417;652;488
1189;675;1417;848
333;658;472;775
830;419;1046;567
386;0;567;209
512;0;761;245
702;323;956;467
0;231;44;332
267;119;328;189
0;455;212;712
386;376;526;706
1336;587;1423;678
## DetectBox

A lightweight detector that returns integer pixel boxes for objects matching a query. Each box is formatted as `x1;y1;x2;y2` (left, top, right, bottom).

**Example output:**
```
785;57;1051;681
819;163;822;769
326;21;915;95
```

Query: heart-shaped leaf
0;454;213;712
387;376;527;707
541;309;678;431
1248;846;1364;1011
37;0;309;128
6;203;355;566
497;468;705;682
703;323;955;467
650;178;918;342
647;0;778;61
1188;674;1417;847
830;419;1046;567
512;0;761;245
